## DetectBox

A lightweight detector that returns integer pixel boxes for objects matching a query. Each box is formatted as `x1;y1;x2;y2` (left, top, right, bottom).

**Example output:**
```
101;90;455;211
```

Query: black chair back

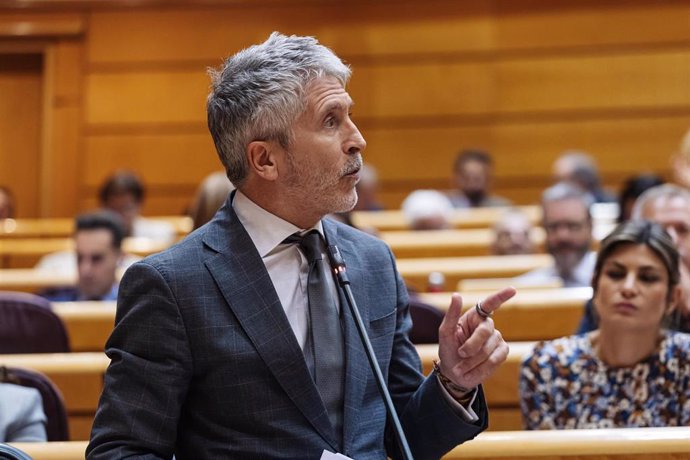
0;291;69;354
408;299;444;344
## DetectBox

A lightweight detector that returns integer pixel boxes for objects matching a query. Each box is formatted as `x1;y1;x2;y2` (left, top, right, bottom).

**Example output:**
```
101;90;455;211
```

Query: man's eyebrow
321;98;354;113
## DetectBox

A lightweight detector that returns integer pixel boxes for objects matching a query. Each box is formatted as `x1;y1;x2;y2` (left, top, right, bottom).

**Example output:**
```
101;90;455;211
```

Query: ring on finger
475;301;492;319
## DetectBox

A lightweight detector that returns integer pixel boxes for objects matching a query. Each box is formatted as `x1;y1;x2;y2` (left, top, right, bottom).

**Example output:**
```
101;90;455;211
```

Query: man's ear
246;141;279;181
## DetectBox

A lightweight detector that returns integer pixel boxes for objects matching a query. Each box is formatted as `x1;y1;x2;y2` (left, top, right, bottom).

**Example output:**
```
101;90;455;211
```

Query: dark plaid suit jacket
87;194;488;459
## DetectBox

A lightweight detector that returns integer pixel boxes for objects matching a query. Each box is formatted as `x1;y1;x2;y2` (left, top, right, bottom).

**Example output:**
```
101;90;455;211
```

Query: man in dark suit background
87;32;515;459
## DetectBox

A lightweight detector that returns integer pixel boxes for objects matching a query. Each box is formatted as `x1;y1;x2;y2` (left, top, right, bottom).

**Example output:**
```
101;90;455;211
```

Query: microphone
326;245;413;460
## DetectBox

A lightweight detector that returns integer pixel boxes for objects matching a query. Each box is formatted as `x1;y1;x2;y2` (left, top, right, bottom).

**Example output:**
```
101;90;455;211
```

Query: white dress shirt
233;191;479;421
233;190;339;351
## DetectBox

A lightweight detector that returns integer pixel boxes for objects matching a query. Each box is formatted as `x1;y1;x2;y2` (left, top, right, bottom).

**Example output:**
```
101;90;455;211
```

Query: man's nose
346;121;366;155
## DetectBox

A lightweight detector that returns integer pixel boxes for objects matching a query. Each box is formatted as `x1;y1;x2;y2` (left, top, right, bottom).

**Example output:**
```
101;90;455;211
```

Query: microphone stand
327;245;414;460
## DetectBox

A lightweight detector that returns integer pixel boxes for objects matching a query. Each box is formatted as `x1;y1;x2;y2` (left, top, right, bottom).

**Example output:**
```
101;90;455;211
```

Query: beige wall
1;0;689;216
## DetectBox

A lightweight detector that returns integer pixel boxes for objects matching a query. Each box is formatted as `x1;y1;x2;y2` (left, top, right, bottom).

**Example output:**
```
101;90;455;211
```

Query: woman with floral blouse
520;220;690;429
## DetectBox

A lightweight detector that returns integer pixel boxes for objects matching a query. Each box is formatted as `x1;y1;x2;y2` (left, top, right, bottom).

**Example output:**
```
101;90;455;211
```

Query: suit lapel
202;198;339;450
322;220;369;453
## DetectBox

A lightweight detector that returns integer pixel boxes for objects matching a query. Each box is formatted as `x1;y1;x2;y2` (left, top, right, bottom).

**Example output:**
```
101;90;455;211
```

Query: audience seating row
0;342;529;440
0;252;553;293
351;202;619;232
47;287;589;352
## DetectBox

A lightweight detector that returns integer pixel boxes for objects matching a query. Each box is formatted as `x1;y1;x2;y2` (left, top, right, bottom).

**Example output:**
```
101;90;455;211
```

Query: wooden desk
0;237;171;268
0;344;526;442
0;216;192;239
0;352;109;441
352;206;542;231
444;427;690;459
397;253;553;292
352;203;619;233
11;427;690;460
0;269;75;292
52;302;117;352
418;287;590;341
380;228;546;258
49;287;589;353
0;268;127;293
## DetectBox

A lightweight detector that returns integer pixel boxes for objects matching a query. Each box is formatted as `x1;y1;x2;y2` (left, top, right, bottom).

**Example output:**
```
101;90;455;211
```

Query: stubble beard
284;151;361;217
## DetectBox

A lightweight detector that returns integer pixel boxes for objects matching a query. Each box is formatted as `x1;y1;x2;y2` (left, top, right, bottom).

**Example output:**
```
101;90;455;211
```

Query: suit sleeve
87;261;193;460
384;249;487;460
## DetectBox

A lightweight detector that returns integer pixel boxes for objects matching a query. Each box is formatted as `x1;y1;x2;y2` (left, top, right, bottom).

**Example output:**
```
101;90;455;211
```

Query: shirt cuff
435;374;480;423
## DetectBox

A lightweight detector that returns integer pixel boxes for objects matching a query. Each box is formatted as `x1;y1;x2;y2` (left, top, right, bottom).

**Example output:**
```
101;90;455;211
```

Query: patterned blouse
519;331;690;429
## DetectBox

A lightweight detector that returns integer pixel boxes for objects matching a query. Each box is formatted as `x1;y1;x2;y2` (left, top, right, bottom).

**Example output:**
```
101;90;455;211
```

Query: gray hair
207;32;351;186
631;183;690;219
541;181;595;221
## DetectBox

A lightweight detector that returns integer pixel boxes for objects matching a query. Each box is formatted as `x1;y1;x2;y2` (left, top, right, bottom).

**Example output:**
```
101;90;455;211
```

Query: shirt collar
232;190;324;257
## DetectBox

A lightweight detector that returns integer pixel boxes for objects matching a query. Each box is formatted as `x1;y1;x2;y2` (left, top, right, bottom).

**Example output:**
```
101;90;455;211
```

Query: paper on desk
320;450;353;460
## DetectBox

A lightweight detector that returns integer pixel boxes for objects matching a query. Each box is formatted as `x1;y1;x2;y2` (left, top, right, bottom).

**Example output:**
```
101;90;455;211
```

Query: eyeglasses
544;221;587;233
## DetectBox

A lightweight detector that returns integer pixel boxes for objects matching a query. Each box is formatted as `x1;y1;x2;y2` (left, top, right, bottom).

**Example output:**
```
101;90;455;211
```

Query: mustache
341;156;363;176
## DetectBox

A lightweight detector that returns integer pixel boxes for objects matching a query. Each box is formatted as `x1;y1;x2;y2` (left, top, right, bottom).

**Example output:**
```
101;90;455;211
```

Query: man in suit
41;211;125;302
87;32;514;459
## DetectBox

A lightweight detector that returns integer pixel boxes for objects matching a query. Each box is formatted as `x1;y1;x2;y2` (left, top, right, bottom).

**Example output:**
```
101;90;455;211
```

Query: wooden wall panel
85;71;208;125
495;51;690;113
0;53;43;217
494;1;690;50
85;51;690;125
4;0;690;214
83;134;219;187
86;2;495;65
40;39;83;217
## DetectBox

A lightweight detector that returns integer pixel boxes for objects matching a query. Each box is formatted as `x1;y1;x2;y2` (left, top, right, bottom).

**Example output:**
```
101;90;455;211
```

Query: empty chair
0;292;69;354
408;300;445;344
0;366;69;441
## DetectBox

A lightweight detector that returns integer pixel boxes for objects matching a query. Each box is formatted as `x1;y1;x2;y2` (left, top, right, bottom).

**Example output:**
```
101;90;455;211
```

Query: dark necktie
284;230;344;441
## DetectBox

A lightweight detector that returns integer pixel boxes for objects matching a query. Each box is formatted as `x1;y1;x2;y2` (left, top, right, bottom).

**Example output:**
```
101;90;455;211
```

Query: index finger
475;286;517;316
